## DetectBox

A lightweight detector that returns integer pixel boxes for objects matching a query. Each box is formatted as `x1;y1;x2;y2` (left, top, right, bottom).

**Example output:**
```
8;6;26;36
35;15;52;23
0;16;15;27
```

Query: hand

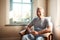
38;31;41;35
31;31;39;36
34;31;38;35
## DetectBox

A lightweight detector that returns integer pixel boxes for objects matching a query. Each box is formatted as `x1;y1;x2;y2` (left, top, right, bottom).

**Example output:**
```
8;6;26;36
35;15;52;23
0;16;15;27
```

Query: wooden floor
0;37;56;40
0;37;20;40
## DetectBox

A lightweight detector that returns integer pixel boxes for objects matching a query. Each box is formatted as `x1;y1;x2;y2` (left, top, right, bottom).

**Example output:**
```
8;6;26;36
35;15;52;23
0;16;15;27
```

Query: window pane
23;0;31;3
13;0;21;2
9;0;32;24
9;3;22;23
9;3;31;24
21;4;31;22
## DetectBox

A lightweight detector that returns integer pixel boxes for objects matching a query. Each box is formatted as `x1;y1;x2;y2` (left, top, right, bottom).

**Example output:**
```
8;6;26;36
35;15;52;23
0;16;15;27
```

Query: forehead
39;8;44;12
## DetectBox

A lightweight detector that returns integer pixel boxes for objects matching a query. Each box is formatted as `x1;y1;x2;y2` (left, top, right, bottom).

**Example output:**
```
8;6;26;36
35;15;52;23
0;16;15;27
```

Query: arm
26;18;36;33
38;19;51;35
27;25;39;36
38;26;51;35
26;25;32;33
27;25;51;35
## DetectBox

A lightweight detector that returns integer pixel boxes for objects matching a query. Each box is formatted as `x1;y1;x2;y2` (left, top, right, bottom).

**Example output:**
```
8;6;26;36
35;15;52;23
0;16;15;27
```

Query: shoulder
33;17;38;21
43;17;48;22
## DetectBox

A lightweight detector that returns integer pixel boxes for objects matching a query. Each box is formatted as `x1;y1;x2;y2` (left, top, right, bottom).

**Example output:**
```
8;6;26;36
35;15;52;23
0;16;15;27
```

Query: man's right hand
31;31;39;36
27;27;38;36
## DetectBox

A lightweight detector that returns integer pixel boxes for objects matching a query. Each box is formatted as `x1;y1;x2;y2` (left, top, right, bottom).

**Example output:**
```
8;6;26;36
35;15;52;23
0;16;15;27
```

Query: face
36;8;41;18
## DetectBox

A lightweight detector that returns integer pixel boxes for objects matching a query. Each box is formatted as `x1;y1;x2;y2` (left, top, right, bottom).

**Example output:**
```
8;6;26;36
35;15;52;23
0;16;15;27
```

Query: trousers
22;34;44;40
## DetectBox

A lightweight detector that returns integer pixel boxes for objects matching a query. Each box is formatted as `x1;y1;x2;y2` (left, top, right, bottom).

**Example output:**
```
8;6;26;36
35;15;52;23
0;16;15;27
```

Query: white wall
57;0;60;27
48;0;60;27
55;0;60;39
48;0;57;25
33;0;46;18
48;0;60;39
0;0;6;26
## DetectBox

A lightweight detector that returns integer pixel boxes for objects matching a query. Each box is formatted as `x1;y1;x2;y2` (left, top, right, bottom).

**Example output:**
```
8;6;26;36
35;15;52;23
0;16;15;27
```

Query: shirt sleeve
28;18;36;27
45;19;49;28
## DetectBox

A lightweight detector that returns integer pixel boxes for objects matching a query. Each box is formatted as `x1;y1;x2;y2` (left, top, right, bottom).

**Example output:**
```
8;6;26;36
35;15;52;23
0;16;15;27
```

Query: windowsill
5;24;27;26
5;22;30;26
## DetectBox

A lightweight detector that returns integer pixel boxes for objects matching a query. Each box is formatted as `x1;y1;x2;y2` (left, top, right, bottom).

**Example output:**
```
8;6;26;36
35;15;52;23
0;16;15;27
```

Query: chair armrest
19;29;29;35
19;29;28;40
43;33;53;37
19;29;26;35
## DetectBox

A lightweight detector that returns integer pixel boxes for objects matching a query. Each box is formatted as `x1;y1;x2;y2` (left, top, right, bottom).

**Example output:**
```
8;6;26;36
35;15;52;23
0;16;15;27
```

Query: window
9;0;32;25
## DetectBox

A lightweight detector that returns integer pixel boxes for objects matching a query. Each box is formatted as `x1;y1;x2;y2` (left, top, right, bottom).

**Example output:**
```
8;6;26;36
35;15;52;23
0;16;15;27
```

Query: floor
0;37;20;40
0;37;56;40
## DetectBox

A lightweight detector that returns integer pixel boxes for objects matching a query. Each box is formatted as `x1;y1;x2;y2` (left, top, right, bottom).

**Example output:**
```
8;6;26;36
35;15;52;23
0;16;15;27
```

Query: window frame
8;0;33;25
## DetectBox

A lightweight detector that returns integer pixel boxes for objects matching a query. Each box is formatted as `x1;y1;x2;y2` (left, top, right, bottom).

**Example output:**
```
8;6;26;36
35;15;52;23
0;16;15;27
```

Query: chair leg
47;36;49;40
44;37;47;40
49;34;53;40
20;35;23;40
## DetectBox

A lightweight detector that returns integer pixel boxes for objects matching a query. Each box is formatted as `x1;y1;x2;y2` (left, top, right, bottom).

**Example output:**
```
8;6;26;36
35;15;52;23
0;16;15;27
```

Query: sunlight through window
9;0;32;25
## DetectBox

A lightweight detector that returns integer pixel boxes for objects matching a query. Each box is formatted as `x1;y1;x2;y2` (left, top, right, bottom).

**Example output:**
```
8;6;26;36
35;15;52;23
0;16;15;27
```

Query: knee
36;37;44;40
22;34;29;40
22;34;35;40
22;35;28;38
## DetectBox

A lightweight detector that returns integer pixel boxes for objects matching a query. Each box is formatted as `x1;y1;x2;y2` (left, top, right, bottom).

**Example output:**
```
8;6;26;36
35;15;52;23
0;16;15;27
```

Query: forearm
26;27;31;33
27;27;38;36
38;28;51;34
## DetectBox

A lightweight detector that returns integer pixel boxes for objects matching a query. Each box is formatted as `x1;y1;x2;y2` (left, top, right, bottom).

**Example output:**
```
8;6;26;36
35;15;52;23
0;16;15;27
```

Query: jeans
22;34;44;40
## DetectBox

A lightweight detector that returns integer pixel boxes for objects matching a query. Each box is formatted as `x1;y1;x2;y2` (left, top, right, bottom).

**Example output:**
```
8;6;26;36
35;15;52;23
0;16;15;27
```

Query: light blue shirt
29;17;49;31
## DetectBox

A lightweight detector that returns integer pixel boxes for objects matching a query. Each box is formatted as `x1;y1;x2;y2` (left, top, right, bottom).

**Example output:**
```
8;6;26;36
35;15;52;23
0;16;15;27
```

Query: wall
48;0;57;24
0;0;46;40
54;0;60;40
0;0;6;26
48;0;60;40
33;0;46;18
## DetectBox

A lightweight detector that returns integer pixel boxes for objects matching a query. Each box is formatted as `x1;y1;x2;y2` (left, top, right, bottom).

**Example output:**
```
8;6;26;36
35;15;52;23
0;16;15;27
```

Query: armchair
19;29;53;40
19;17;53;40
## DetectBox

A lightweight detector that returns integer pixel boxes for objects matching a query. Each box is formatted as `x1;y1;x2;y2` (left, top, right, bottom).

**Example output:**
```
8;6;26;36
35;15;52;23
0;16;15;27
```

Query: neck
39;16;44;18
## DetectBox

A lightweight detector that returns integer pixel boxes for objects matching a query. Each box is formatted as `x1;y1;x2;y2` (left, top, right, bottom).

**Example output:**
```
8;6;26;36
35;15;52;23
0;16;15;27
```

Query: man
22;8;51;40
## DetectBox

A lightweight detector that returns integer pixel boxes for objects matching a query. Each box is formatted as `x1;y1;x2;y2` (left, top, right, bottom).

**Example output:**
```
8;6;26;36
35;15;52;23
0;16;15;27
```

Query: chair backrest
45;17;53;33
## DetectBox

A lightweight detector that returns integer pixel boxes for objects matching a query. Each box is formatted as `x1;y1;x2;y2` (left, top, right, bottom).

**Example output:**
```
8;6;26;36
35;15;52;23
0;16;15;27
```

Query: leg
22;34;30;40
22;34;35;40
36;36;44;40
